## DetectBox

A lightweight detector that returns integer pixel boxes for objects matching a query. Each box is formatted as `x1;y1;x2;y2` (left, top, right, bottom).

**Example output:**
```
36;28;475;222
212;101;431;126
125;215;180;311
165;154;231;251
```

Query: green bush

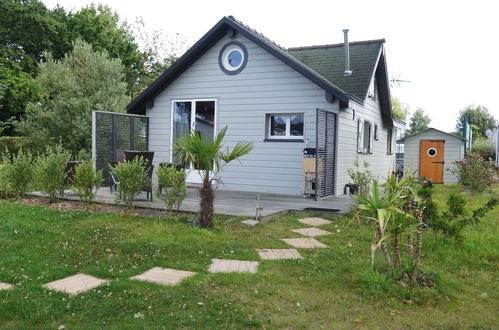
472;138;496;161
454;152;497;192
156;165;187;212
73;160;103;203
0;165;9;198
347;159;375;198
0;136;56;161
35;145;71;202
110;157;150;209
0;149;34;198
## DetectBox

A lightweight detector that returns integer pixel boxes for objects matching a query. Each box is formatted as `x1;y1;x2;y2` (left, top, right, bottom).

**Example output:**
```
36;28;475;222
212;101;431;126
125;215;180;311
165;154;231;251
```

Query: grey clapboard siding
146;33;339;195
335;90;397;194
403;129;465;184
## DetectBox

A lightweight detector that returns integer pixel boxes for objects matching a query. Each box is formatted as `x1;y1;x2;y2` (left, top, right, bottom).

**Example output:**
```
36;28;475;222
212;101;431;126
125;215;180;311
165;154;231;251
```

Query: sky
43;0;499;132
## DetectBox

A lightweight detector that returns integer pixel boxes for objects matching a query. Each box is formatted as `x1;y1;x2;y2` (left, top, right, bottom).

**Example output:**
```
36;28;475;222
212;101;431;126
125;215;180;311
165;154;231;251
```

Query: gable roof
127;16;393;126
400;128;467;142
288;40;384;102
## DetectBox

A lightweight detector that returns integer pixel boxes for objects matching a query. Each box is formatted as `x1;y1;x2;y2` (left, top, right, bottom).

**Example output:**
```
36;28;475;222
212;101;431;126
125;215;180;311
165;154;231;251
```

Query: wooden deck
37;187;356;221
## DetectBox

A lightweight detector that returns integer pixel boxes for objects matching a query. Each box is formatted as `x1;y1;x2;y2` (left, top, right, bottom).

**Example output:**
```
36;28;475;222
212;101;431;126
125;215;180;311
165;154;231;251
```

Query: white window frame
266;113;304;139
357;118;374;154
170;98;218;162
387;128;394;155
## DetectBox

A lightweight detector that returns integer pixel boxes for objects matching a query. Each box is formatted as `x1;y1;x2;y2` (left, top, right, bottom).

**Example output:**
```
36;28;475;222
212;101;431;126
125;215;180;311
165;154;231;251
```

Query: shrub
35;144;71;202
454;152;497;192
0;149;34;198
110;156;150;209
472;138;496;161
0;165;9;199
0;136;56;161
156;165;187;212
73;160;103;203
347;159;375;198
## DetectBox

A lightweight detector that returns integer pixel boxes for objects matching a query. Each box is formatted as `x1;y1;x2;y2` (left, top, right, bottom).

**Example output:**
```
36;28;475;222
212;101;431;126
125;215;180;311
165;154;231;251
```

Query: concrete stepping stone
257;248;303;260
43;273;108;295
292;227;332;237
208;258;259;273
0;282;13;290
131;267;196;286
298;217;332;226
282;238;329;248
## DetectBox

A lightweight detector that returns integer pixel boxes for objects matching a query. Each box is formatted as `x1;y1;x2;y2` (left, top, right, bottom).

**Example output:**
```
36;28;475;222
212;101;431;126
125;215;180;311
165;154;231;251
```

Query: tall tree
455;105;497;140
404;108;431;137
391;96;409;121
15;39;129;155
0;0;66;135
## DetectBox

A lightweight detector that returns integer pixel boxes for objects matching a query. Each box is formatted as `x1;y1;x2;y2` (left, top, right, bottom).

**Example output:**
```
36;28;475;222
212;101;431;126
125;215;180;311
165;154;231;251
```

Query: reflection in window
267;114;304;139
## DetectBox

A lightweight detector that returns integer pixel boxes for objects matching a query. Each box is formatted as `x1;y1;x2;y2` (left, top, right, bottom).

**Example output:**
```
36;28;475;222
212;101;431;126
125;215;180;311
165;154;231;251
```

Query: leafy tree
404;108;431;137
455;105;497;140
175;127;253;229
0;0;66;135
62;4;146;95
391;96;409;121
16;39;129;155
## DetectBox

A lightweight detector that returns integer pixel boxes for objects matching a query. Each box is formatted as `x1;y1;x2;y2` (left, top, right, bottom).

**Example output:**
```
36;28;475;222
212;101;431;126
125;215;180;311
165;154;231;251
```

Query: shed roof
400;128;467;142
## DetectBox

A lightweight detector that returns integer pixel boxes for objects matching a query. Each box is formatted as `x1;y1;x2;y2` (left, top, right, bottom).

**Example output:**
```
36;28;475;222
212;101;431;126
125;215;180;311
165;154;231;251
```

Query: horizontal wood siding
146;33;339;195
335;96;397;195
403;130;465;184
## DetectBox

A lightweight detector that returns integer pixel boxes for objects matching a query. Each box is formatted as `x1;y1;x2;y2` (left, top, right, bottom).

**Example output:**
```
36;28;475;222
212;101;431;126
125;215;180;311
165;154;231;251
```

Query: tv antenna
390;74;411;88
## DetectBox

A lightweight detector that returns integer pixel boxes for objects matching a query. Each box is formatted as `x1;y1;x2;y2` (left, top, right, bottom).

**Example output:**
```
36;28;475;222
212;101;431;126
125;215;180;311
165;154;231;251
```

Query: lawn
0;185;497;329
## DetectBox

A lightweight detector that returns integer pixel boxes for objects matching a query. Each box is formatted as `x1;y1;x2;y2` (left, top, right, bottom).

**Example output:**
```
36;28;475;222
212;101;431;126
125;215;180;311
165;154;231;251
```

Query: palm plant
174;127;253;229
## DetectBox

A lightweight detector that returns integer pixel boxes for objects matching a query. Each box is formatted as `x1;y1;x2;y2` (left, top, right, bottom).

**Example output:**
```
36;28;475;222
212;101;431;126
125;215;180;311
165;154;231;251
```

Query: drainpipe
343;29;352;77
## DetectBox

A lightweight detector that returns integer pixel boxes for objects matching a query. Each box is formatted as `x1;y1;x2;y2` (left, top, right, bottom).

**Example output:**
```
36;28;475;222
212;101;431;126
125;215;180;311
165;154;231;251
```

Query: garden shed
401;128;466;184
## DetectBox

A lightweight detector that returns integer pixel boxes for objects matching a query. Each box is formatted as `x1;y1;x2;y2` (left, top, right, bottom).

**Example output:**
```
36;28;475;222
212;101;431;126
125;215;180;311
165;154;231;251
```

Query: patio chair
109;149;125;193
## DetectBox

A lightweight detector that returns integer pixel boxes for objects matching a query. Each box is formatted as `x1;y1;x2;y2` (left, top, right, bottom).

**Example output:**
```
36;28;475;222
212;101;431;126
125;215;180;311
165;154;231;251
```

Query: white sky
43;0;499;132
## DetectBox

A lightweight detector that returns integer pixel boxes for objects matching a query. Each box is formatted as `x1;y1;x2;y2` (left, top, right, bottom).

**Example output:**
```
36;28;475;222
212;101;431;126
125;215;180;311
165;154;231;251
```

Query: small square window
266;114;304;140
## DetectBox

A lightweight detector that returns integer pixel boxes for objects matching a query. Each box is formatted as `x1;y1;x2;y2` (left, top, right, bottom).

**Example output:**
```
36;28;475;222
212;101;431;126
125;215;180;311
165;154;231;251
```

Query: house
401;128;466;184
125;16;403;197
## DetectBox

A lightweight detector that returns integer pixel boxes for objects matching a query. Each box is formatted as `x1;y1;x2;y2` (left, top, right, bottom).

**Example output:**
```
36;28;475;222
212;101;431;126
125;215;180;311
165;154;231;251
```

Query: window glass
228;50;242;67
363;121;370;152
270;115;286;136
290;115;304;136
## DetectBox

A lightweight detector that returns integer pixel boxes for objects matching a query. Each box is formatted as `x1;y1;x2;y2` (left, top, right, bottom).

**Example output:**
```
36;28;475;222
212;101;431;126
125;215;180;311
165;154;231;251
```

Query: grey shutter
369;122;374;154
357;118;364;153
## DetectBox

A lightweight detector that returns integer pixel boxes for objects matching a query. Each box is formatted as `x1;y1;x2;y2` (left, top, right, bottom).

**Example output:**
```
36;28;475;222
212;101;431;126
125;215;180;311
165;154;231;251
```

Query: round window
219;41;248;75
427;148;437;157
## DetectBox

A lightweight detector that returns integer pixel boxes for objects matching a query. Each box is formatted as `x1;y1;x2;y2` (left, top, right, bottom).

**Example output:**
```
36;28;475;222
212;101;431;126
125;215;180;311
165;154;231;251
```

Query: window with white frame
387;128;394;155
357;118;374;154
266;113;304;139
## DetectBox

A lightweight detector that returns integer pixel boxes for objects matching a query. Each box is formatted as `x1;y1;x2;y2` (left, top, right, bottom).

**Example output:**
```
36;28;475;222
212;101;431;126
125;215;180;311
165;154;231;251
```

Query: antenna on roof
390;74;411;87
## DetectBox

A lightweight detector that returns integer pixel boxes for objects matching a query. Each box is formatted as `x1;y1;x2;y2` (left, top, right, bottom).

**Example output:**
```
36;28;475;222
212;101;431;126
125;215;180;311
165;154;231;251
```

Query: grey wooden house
125;16;402;197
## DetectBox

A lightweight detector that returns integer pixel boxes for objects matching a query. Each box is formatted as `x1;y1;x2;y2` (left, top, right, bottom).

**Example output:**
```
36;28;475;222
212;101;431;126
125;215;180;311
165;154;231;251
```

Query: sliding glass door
171;99;216;183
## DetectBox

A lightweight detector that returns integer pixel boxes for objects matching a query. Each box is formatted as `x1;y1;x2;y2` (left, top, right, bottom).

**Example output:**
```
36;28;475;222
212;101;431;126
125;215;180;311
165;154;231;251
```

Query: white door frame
170;98;218;184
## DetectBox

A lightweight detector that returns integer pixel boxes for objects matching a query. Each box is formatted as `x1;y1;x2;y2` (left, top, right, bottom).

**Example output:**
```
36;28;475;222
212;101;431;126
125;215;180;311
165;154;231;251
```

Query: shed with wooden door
401;128;466;184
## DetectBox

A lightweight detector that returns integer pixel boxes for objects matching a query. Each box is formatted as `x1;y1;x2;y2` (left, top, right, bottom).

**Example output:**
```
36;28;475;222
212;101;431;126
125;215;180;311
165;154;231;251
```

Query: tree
0;0;66;135
391;96;409;121
16;39;129;155
175;127;253;229
455;105;497;140
404;108;431;137
62;5;146;95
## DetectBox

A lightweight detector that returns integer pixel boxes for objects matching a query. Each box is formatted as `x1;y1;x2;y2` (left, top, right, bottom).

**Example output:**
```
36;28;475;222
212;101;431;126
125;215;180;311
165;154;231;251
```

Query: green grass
0;185;498;329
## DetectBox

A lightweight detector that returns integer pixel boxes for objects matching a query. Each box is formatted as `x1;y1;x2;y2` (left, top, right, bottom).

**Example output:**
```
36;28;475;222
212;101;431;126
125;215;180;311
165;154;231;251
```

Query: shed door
419;140;444;183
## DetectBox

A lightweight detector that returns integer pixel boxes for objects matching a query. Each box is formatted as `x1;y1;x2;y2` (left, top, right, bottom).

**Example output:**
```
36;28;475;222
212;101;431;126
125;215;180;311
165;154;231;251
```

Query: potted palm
174;127;253;229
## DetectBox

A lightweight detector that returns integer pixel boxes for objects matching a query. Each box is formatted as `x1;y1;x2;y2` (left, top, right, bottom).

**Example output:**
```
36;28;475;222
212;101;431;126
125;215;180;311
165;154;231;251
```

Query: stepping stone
0;282;13;290
257;248;303;260
241;219;259;226
281;238;328;248
208;258;259;274
43;273;108;295
292;227;332;237
298;217;332;226
131;267;196;286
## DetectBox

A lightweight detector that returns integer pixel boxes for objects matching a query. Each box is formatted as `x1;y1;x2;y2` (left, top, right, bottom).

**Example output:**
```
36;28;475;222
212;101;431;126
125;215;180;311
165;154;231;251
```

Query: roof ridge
227;15;287;52
288;39;386;51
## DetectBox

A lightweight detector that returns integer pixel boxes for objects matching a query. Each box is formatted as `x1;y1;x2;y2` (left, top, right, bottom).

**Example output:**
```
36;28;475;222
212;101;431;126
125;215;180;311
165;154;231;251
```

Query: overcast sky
44;0;499;132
